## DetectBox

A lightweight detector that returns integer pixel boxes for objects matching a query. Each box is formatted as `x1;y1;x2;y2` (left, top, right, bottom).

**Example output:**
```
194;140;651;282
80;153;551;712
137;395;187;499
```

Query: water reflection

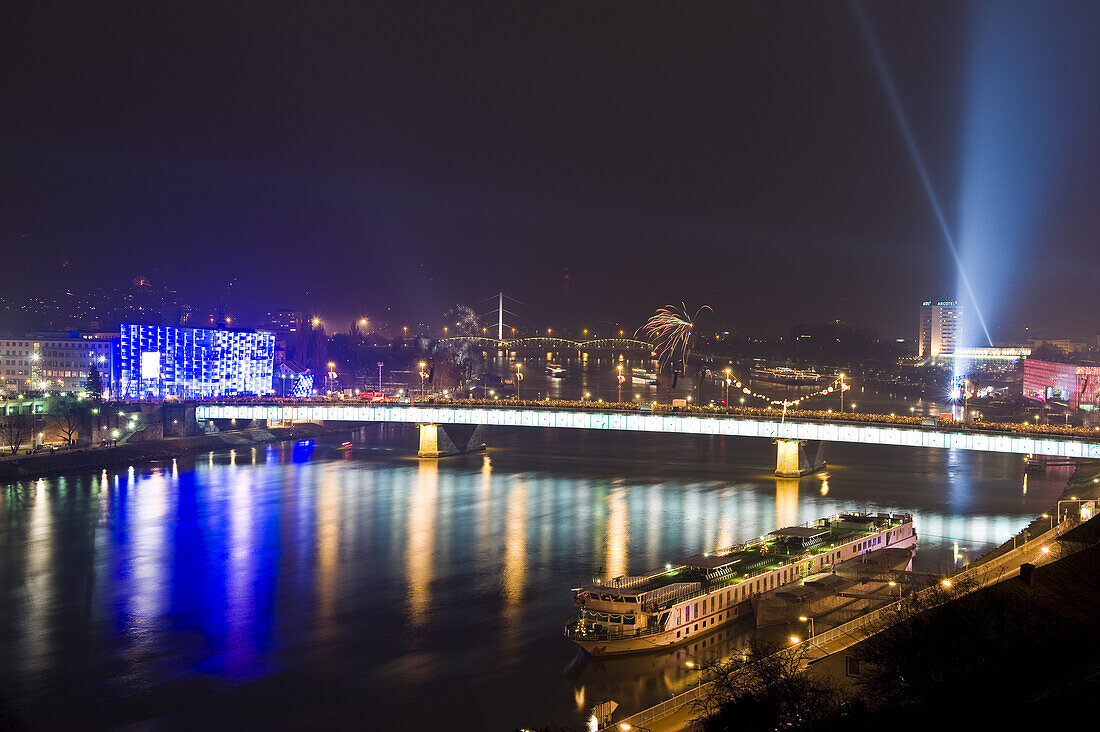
501;477;528;652
406;459;438;627
0;431;1078;731
605;484;629;580
316;468;341;640
775;477;800;529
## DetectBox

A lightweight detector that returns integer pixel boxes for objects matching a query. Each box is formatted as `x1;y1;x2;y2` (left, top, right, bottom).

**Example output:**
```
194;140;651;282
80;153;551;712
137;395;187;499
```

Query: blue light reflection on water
0;428;1073;729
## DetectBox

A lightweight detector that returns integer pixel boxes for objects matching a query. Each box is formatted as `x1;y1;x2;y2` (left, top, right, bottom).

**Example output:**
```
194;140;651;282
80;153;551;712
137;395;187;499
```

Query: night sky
5;1;1100;339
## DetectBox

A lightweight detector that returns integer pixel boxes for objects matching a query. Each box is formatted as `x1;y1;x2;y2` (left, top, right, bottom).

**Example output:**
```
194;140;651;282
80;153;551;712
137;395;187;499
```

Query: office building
265;310;302;333
0;334;112;394
918;301;961;358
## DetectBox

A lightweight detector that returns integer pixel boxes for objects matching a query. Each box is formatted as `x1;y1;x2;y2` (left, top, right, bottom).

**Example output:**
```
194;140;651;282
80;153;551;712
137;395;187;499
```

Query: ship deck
580;515;910;601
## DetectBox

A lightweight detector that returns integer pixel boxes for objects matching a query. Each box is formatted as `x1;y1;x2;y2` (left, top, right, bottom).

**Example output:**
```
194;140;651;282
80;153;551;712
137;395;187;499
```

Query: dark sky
4;1;1099;339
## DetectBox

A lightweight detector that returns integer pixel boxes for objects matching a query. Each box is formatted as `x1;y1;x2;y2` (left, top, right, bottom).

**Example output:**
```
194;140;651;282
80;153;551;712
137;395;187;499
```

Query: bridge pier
418;423;486;458
775;439;826;477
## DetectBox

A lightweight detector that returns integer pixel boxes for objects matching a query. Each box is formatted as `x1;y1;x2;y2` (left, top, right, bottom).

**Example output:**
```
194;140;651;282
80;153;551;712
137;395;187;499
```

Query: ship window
610;615;621;624
694;623;698;631
677;631;681;639
711;597;715;612
624;615;635;625
676;609;682;624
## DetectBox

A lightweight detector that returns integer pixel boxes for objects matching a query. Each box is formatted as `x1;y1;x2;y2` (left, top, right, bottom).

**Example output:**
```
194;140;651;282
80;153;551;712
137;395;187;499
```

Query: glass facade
118;324;275;399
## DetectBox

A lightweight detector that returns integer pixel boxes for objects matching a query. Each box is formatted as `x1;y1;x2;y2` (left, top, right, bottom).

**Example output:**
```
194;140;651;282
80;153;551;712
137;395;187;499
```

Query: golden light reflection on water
501;478;528;652
775;477;799;529
502;479;527;606
316;468;341;638
406;459;438;626
605;484;629;580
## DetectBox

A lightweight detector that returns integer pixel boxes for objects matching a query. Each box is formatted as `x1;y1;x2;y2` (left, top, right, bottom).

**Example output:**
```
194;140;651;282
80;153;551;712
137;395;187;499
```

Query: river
0;422;1070;730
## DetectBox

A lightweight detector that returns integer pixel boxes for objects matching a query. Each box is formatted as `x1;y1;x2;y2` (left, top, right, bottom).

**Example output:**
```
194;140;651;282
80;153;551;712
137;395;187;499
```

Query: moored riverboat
564;512;915;656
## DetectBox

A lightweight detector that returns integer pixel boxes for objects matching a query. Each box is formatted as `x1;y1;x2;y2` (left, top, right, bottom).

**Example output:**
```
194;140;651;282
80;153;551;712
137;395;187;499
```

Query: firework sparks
637;303;712;373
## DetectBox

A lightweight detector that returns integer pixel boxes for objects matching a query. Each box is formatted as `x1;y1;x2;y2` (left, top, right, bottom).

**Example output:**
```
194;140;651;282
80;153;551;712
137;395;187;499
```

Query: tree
693;635;850;731
48;397;85;445
85;363;104;400
0;413;33;454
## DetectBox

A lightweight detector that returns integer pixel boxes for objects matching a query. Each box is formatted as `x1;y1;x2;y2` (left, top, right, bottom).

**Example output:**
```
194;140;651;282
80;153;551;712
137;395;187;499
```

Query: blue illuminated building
118;324;275;399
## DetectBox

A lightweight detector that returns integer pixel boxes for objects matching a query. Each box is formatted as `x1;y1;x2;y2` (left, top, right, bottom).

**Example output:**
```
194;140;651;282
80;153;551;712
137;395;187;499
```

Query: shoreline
0;423;355;484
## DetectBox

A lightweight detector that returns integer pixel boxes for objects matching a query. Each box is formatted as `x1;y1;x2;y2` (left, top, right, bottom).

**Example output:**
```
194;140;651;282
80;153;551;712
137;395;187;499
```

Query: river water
0;419;1070;730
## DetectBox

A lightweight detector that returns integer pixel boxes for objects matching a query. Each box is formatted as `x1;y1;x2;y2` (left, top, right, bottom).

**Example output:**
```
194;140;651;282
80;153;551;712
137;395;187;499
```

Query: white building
0;335;112;394
918;301;961;358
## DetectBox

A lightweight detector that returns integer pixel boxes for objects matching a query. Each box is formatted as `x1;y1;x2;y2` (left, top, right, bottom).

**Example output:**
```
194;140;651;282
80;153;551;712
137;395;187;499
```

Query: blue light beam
956;0;1099;350
849;0;994;347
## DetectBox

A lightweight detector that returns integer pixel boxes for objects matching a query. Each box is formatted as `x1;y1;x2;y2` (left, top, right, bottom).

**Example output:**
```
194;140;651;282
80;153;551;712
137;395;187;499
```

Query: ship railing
594;573;661;590
563;615;668;642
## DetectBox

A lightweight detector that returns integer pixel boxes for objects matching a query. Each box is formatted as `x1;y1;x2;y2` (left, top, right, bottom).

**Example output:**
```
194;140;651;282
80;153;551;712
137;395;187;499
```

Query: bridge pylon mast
498;292;504;341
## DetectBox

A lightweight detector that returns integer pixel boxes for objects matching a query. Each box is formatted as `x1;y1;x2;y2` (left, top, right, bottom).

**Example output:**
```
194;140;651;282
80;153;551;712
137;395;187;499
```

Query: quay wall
0;423;353;483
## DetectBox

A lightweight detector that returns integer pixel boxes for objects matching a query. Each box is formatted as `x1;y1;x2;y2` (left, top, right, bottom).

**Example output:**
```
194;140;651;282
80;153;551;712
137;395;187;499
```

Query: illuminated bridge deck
195;403;1100;459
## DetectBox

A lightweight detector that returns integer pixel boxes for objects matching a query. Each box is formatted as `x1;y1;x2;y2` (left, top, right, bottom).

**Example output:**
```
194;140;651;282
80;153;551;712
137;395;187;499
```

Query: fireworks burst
637;303;712;373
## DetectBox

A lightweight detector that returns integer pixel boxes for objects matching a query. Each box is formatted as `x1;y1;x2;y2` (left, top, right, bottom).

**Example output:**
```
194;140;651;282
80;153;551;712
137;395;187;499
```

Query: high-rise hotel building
918;301;961;358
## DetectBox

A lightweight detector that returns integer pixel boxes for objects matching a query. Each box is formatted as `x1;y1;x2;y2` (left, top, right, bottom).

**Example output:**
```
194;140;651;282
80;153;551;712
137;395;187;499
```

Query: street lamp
619;724;651;732
514;362;523;399
839;373;846;412
418;361;428;398
1041;513;1054;531
798;615;815;638
724;367;731;406
616;364;624;402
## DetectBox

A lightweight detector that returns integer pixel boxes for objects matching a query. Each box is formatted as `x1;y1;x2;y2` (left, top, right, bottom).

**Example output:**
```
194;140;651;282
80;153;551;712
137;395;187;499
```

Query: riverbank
0;423;354;483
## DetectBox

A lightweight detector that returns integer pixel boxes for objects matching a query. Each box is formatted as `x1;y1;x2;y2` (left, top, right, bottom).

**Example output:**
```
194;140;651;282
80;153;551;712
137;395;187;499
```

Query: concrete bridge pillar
775;439;826;477
418;423;486;458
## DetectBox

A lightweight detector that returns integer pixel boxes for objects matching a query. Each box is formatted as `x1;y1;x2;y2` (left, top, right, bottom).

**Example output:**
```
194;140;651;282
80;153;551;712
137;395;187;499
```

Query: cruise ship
749;366;822;385
545;363;567;378
564;513;915;656
631;367;659;385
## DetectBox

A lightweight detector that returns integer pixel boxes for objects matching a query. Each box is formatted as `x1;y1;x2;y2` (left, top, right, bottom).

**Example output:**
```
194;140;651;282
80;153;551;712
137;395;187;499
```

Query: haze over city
5;1;1100;340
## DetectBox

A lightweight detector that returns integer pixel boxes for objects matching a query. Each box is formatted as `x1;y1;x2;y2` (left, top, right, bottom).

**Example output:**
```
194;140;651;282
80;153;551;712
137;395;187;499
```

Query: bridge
435;336;653;351
194;402;1100;476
